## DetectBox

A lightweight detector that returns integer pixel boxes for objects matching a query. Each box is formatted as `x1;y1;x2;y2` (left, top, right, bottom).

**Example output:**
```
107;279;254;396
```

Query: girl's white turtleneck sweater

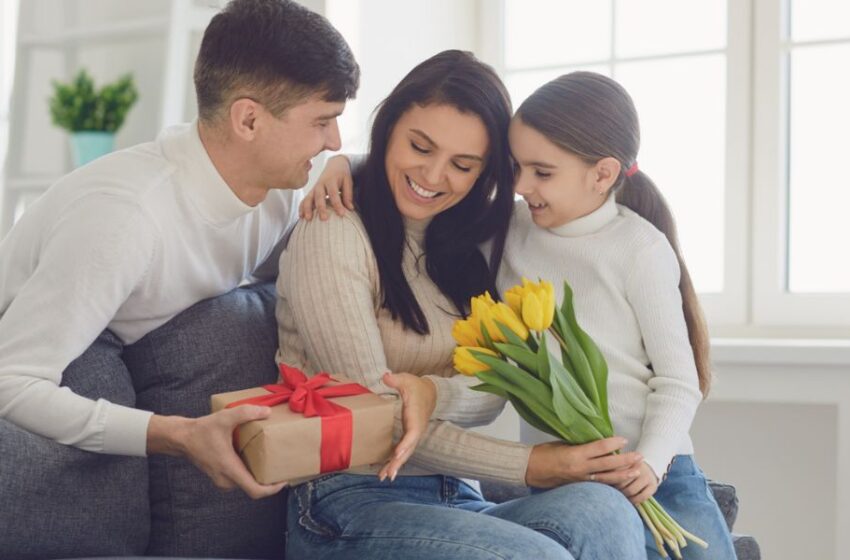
498;195;703;479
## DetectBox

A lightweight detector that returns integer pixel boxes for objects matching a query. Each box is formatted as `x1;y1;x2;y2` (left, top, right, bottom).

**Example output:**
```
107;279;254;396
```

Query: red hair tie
625;162;639;178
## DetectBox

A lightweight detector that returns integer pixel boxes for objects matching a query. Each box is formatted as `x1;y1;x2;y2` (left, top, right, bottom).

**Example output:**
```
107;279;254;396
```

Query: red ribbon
226;363;370;473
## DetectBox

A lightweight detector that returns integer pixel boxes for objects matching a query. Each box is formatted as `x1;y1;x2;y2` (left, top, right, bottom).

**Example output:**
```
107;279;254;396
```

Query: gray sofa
0;282;760;559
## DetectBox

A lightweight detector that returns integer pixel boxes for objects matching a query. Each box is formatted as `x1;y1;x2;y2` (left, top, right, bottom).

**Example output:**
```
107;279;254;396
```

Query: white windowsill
711;337;850;366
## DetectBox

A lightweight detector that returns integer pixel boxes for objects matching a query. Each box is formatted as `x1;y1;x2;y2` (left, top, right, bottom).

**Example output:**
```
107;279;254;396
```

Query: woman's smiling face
384;103;489;221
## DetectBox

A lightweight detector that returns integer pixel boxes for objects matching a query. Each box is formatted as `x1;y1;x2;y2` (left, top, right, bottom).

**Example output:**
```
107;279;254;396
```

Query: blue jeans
646;455;737;560
286;473;645;560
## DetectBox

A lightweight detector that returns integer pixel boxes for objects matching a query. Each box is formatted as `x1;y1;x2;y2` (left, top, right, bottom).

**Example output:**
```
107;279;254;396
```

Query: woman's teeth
407;177;440;199
529;201;548;209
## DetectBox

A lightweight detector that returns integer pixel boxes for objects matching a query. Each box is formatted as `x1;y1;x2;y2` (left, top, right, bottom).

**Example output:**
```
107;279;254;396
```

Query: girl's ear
592;156;622;196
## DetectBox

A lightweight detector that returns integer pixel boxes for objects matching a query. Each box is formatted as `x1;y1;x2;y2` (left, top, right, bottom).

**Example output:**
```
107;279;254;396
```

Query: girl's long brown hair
516;71;711;396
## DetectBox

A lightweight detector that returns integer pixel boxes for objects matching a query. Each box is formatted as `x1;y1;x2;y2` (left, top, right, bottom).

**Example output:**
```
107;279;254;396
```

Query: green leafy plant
49;69;138;133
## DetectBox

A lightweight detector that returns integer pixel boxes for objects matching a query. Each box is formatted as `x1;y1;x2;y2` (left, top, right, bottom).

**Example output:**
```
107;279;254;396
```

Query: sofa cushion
123;282;286;560
0;330;149;559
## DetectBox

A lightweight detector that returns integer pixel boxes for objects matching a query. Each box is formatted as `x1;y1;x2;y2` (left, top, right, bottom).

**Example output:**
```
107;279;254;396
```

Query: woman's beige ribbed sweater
275;211;531;485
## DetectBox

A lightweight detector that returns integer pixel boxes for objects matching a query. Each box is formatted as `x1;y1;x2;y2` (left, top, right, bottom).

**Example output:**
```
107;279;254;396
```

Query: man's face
255;95;344;190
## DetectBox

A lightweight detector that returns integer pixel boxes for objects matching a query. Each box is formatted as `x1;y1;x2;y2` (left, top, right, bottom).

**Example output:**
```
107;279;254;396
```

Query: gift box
210;364;395;484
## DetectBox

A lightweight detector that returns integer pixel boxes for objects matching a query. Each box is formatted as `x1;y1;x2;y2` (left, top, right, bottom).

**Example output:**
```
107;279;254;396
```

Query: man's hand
617;461;659;505
378;372;436;482
147;407;287;500
299;154;354;221
525;437;644;489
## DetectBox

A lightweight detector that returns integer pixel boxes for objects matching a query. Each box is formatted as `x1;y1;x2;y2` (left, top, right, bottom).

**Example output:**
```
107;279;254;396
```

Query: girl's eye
453;162;472;173
411;141;430;154
535;170;551;179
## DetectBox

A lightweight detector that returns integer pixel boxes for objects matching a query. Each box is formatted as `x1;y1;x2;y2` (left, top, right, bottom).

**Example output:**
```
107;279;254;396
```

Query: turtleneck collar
403;216;432;246
160;120;256;227
548;193;618;238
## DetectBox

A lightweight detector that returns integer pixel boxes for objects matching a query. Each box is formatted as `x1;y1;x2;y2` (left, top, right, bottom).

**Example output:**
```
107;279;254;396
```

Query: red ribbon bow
226;363;370;474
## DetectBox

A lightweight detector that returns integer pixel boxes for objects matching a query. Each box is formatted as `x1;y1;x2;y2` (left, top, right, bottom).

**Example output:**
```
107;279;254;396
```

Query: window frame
752;0;850;328
480;0;850;334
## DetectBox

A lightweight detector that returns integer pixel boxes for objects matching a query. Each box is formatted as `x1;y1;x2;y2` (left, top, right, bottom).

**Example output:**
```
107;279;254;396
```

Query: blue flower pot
70;131;115;167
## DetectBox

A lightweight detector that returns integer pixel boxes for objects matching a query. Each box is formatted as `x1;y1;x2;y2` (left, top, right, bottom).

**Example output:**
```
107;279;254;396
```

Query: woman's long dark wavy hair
516;72;712;396
354;50;515;335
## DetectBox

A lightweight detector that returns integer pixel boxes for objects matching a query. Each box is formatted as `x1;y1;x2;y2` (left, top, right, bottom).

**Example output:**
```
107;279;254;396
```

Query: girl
503;72;735;560
304;71;736;560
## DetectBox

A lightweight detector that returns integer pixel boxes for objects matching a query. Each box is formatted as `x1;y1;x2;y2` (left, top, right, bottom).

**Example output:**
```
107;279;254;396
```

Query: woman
277;50;644;560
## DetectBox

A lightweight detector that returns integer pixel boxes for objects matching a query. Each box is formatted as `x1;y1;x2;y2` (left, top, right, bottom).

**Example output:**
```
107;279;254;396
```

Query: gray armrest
0;330;149;559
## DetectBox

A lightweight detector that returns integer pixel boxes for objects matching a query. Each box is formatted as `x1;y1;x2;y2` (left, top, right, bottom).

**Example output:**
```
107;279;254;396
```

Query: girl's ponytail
617;171;712;396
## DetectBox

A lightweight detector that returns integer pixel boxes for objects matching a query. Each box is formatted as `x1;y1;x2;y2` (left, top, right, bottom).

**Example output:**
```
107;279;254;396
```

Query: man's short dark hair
194;0;359;122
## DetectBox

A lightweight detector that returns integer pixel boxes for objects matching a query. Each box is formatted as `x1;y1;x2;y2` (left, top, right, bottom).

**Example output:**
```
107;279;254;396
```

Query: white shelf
18;18;170;48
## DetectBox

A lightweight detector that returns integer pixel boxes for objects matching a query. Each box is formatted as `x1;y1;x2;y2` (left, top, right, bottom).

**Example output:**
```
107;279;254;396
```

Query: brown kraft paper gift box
210;378;395;484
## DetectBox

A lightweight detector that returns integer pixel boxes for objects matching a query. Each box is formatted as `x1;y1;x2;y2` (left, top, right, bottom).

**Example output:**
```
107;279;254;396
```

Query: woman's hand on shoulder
377;372;437;481
299;154;355;221
525;437;643;489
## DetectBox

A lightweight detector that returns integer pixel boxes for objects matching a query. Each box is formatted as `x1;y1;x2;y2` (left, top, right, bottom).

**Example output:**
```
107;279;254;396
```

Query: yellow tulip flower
539;280;555;330
490;302;529;341
453;346;498;376
470;292;506;343
521;291;545;331
504;286;523;317
451;318;481;347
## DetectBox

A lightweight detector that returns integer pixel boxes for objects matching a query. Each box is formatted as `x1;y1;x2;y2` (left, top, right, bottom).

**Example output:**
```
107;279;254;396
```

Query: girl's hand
525;437;644;489
618;461;659;505
378;372;437;481
299;154;355;221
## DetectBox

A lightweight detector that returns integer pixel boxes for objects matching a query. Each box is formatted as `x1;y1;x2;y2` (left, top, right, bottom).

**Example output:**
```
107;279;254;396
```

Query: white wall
325;0;478;155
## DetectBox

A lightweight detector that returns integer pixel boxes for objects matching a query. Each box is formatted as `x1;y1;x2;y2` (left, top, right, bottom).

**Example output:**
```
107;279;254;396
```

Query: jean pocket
291;479;342;539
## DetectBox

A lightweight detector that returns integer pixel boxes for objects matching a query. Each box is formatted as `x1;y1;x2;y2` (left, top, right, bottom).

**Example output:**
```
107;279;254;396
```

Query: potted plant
48;69;139;167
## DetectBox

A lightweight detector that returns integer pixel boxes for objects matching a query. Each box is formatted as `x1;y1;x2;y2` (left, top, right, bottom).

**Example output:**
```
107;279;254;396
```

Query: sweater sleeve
625;237;703;480
0;195;158;455
277;214;531;485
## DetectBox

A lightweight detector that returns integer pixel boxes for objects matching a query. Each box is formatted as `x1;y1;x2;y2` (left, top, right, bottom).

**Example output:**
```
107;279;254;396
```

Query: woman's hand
617;461;659;505
378;372;437;481
525;437;644;489
299;154;355;221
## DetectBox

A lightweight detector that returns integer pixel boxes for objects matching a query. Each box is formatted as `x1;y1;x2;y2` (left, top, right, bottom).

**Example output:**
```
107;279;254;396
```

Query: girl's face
385;103;489;221
509;117;617;229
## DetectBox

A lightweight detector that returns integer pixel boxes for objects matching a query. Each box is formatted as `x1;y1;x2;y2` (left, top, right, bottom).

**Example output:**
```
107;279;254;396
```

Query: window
483;0;850;333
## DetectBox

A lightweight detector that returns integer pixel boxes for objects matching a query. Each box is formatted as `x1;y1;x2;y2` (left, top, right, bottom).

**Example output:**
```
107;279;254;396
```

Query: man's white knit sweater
0;122;300;457
498;195;703;479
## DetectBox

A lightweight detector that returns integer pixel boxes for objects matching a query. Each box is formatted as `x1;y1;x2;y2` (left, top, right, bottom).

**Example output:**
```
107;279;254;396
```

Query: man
0;0;358;499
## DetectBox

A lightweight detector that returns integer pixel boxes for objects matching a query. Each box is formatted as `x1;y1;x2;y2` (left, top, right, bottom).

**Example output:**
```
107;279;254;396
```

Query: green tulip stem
638;503;667;558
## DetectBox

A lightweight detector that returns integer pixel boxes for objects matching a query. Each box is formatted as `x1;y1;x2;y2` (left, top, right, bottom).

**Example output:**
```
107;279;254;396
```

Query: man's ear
229;98;261;141
593;156;622;196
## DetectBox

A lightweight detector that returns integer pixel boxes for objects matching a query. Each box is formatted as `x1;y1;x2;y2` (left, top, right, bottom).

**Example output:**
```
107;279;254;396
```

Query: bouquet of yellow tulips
452;278;708;559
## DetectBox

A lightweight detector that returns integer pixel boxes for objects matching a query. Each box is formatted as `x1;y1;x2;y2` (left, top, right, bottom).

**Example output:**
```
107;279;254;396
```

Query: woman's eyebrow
410;129;484;162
